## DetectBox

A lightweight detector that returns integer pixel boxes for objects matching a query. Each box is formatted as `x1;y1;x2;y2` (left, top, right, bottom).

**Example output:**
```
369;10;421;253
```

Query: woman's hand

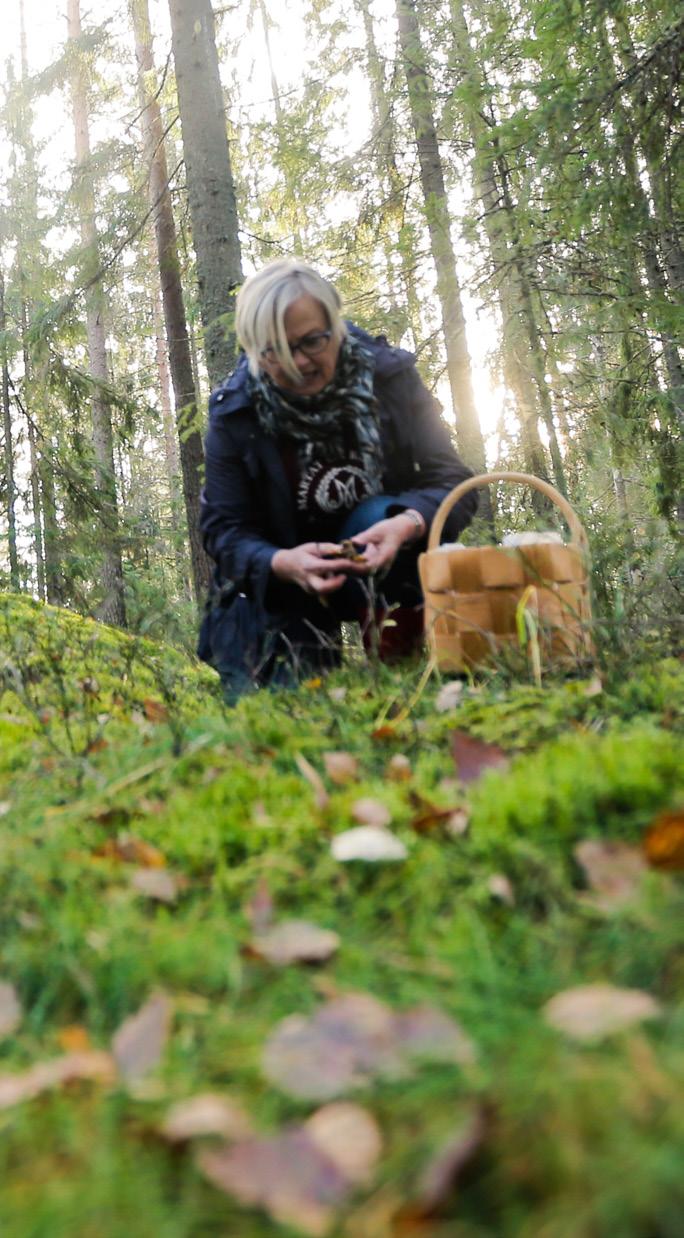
271;542;363;595
351;511;426;574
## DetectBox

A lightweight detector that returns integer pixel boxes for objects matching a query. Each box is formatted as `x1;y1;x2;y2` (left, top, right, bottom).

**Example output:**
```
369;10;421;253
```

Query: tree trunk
67;0;126;626
167;0;244;390
0;268;20;590
395;0;492;524
130;0;211;601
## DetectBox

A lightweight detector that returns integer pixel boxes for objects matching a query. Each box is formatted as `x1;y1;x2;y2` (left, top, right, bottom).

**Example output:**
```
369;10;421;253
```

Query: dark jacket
195;324;474;688
200;324;477;610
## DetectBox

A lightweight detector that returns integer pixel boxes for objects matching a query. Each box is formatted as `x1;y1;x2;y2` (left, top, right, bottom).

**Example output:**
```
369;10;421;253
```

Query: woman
199;258;478;694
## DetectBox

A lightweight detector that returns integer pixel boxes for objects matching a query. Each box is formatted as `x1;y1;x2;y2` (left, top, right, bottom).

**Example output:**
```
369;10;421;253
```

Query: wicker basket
419;472;594;672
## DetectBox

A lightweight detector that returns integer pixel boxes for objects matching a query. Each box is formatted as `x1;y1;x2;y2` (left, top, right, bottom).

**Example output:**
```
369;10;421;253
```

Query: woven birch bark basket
419;472;594;673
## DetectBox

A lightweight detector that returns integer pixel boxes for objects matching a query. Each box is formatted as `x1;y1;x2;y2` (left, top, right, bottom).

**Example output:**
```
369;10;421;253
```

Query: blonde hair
235;258;346;383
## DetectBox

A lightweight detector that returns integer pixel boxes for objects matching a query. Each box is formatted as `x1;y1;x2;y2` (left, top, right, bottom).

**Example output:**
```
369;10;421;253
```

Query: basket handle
428;471;589;552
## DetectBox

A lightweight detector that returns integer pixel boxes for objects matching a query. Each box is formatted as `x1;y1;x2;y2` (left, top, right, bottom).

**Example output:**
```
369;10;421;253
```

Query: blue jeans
328;494;423;620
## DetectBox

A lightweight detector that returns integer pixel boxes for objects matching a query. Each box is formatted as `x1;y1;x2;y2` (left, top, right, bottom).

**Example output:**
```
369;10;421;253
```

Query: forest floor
0;593;682;1238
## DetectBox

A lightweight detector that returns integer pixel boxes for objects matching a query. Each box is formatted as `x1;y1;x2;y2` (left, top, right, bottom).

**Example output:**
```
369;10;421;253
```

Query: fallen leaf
262;993;473;1102
162;1093;252;1142
435;681;464;713
328;687;347;703
245;877;275;932
94;834;166;868
487;873;515;906
262;994;402;1101
304;1102;382;1185
370;725;397;742
411;1104;490;1216
643;809;684;871
450;731;509;784
574;839;646;910
0;1051;115;1111
0;801;12;817
331;827;407;863
386;754;412;782
393;1006;477;1066
351;798;391;827
198;1129;349;1237
408;791;458;835
543;983;662;1042
86;736;108;754
250;920;340;967
112;991;173;1082
143;698;169;723
130;868;179;904
583;674;603;697
323;752;359;786
57;1025;92;1053
0;982;21;1037
446;807;470;837
295;753;330;810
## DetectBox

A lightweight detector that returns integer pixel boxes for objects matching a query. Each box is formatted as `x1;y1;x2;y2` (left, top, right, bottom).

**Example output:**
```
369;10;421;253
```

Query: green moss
0;597;682;1236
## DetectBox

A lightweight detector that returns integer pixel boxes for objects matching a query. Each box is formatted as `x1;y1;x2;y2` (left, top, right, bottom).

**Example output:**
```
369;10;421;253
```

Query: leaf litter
450;731;509;784
574;839;647;911
263;992;475;1100
111;991;173;1082
249;919;340;966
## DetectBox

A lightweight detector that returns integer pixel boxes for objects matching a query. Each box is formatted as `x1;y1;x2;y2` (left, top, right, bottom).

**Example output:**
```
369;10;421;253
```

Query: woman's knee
339;495;398;538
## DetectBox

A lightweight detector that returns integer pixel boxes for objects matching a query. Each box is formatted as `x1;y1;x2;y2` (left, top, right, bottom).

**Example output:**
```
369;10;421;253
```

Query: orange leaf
58;1025;92;1053
143;698;169;723
371;725;397;742
643;809;684;871
94;835;166;868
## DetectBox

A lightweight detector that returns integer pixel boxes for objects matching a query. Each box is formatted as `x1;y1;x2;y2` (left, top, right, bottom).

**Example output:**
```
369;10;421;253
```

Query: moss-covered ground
0;592;682;1237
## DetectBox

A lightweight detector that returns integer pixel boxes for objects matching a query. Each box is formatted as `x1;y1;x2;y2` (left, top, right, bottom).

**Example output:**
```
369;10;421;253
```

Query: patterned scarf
249;334;384;519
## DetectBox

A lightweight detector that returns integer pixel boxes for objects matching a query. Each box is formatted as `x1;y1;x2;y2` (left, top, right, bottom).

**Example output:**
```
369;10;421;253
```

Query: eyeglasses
261;330;332;363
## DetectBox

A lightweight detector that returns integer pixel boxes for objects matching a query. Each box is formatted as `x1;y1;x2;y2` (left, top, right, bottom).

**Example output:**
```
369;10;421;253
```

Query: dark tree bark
130;0;211;601
167;0;244;390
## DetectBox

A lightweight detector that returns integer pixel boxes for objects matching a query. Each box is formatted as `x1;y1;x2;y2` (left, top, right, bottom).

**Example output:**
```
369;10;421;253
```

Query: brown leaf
262;993;403;1101
143;698;169;723
0;982;22;1037
112;991;173;1082
161;1093;252;1142
574;839;646;910
543;983;662;1042
262;994;473;1101
643;809;684;871
323;752;359;786
408;791;458;835
130;868;179;904
250;920;340;967
351;798;391;828
295;753;330;810
451;731;509;785
393;1007;477;1066
198;1129;350;1237
386;754;412;782
411;1104;490;1217
94;834;166;868
331;827;407;862
304;1102;382;1186
245;877;275;933
370;725;397;742
0;1051;115;1111
57;1025;92;1053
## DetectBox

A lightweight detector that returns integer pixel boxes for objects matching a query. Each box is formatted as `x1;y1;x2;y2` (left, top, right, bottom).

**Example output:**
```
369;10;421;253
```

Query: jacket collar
209;322;415;420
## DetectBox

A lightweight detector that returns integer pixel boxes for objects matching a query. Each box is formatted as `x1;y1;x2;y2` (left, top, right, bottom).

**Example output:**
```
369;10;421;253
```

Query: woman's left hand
352;511;426;574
